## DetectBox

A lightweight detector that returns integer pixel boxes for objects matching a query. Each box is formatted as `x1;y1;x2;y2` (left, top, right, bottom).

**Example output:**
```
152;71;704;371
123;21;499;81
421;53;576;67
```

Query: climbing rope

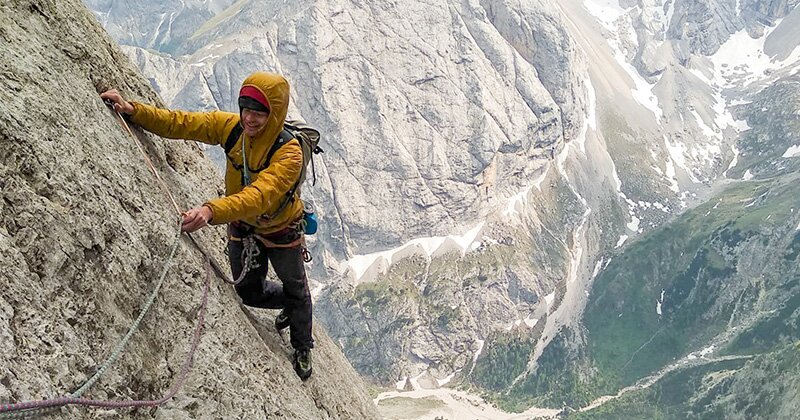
72;222;182;397
0;102;232;417
0;252;212;417
0;222;212;417
112;108;182;216
105;100;235;285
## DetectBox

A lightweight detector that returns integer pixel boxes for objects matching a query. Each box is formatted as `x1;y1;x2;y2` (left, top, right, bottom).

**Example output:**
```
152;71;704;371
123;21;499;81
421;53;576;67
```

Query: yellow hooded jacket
129;72;304;235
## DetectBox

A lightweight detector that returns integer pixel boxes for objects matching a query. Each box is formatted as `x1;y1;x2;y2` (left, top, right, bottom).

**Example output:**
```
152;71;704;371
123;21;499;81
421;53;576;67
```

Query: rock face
87;0;589;262
0;1;379;419
548;78;800;418
84;0;239;54
615;0;800;72
79;0;800;417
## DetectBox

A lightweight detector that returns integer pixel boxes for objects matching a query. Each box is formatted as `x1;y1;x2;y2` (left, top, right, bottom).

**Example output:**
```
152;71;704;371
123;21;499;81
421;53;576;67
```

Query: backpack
223;119;323;220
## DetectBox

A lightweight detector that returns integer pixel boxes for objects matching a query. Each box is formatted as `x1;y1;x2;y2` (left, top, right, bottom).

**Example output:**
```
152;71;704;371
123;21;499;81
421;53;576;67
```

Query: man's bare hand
100;89;135;115
182;206;213;233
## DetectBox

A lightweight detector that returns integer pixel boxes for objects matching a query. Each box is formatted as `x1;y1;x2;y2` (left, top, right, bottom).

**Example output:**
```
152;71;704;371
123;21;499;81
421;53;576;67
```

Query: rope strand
114;112;182;216
0;104;232;417
0;257;212;417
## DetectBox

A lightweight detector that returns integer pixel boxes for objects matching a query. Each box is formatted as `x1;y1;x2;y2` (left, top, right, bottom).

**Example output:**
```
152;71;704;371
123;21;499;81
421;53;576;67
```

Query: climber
100;72;314;380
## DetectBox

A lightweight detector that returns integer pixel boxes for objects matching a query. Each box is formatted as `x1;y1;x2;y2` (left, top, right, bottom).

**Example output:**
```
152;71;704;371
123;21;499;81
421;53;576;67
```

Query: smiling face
241;108;270;137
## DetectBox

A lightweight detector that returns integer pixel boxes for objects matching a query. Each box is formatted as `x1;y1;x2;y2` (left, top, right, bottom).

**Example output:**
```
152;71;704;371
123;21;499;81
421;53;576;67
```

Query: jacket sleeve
204;139;303;224
129;102;238;146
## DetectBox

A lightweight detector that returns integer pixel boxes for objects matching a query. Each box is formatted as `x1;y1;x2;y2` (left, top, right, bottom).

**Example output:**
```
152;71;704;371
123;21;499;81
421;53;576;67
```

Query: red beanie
239;85;270;111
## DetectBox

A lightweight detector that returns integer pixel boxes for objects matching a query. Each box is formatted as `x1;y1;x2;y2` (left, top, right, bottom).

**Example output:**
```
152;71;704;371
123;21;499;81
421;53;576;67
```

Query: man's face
241;108;269;137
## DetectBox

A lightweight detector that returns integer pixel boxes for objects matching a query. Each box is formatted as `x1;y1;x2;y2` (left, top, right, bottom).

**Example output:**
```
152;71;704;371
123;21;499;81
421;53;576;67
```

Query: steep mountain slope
561;70;800;420
81;0;800;417
449;2;800;415
95;0;592;257
0;1;378;419
84;0;239;54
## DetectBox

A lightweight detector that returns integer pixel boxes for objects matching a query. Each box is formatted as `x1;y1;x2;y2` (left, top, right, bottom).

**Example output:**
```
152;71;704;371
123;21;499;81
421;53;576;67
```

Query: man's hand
100;89;135;115
182;206;213;233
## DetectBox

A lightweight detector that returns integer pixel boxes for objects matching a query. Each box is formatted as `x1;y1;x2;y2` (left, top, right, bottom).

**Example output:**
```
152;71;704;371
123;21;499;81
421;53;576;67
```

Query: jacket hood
240;71;290;145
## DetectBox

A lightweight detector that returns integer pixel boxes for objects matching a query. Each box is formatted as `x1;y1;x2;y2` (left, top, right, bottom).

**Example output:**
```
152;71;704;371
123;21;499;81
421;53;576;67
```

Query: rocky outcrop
78;0;800;417
86;0;588;261
83;0;239;54
490;71;800;415
0;1;379;418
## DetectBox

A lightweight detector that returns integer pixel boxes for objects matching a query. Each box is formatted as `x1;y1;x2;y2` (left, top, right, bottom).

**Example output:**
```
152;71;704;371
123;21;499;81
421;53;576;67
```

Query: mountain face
98;0;591;260
481;74;800;415
0;1;379;419
84;0;239;54
82;0;800;418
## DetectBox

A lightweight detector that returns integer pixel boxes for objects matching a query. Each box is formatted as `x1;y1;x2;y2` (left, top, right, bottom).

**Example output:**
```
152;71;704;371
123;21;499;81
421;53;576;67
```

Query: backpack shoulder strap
224;124;243;155
260;129;302;220
262;129;296;170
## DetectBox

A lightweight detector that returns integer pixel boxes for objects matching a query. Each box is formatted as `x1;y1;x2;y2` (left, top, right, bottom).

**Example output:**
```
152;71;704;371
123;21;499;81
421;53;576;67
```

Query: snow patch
523;316;539;328
571;76;597;154
743;169;754;180
782;145;800;158
665;137;700;184
583;0;629;32
724;144;740;178
584;1;663;123
586;77;598;131
468;339;485;375
437;371;460;387
699;345;715;357
664;153;680;193
616;235;628;248
665;0;676;31
711;22;800;88
544;291;556;306
656;289;665;316
504;168;549;217
691;109;722;140
198;54;220;62
343;223;485;283
613;47;663;122
592;260;604;279
626;215;640;232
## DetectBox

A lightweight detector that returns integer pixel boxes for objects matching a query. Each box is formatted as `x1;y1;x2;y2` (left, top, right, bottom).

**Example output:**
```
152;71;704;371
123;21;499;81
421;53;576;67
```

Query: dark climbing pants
227;225;314;351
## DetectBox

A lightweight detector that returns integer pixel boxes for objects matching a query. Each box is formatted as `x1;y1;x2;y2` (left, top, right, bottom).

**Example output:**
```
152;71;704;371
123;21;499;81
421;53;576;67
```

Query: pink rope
0;260;211;415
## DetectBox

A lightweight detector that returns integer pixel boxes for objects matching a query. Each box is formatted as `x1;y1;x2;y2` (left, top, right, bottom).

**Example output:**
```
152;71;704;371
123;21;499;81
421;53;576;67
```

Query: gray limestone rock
88;0;586;262
77;1;800;416
0;1;379;418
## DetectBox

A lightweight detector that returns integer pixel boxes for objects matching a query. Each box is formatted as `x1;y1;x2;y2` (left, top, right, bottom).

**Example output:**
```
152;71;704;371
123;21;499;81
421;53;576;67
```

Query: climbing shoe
275;310;290;331
293;349;312;380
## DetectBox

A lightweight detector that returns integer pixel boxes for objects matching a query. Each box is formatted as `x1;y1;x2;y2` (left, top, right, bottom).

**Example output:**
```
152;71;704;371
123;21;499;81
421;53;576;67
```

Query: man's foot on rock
293;349;312;380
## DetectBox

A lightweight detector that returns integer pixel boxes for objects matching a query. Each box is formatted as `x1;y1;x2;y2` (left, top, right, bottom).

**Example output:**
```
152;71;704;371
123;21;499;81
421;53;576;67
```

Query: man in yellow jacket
101;71;314;380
